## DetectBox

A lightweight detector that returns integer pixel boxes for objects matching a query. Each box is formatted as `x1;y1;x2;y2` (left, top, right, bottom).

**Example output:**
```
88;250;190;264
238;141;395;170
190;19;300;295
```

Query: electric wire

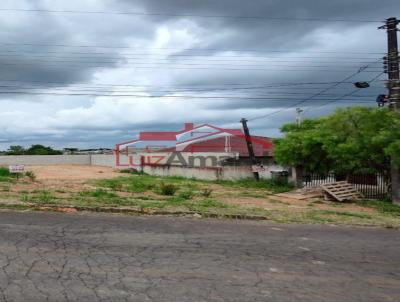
248;60;383;121
0;8;383;23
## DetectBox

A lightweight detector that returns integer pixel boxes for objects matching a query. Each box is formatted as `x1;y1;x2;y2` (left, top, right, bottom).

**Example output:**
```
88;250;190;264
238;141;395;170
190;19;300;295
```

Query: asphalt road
0;211;399;302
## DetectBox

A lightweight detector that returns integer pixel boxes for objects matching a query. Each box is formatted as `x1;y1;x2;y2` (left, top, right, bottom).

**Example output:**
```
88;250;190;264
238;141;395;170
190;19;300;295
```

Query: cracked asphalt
0;211;399;302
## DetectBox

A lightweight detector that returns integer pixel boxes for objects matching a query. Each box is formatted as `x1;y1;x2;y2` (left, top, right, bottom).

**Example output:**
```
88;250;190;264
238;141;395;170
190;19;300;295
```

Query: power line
0;43;385;55
0;52;384;65
305;72;385;112
0;49;383;61
0;57;383;69
0;61;382;72
0;79;360;88
248;60;382;121
0;83;380;97
0;90;377;101
0;8;383;23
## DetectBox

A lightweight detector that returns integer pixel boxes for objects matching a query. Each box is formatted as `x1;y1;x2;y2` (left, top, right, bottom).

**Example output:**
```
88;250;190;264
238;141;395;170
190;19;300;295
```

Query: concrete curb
0;202;269;221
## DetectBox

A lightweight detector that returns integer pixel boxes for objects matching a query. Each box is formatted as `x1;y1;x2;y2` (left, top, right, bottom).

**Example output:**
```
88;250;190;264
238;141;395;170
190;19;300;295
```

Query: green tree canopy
274;107;400;173
5;145;26;155
5;145;62;155
26;145;62;155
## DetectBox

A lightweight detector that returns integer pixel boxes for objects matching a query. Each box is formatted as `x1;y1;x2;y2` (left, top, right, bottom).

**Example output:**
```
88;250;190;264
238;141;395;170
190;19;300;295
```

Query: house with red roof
116;123;273;160
115;123;284;180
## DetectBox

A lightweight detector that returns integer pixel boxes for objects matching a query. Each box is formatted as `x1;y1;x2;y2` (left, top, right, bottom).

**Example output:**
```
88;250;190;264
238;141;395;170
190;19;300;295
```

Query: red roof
139;132;179;141
181;135;273;156
222;129;244;136
137;124;243;142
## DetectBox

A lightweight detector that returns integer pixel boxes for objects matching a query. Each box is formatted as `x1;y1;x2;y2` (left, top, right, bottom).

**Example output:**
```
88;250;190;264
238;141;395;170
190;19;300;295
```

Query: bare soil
26;165;122;180
0;165;398;227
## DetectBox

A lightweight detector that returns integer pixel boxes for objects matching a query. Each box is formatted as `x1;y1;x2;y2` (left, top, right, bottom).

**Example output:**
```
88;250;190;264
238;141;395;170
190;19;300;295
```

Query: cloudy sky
0;0;398;150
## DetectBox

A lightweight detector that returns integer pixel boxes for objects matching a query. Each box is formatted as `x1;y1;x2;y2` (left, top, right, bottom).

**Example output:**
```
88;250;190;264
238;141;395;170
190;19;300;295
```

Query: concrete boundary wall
0;155;286;181
90;155;116;167
0;155;91;166
142;164;284;181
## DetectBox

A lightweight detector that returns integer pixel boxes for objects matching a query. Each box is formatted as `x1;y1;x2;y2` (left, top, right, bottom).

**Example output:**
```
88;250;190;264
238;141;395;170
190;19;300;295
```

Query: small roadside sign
9;165;25;173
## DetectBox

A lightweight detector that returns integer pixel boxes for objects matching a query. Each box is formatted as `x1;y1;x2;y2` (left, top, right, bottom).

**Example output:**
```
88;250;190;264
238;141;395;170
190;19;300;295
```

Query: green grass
84;175;294;215
3;172;399;227
96;174;293;196
315;210;373;219
177;190;194;200
19;189;57;204
214;178;294;193
0;184;10;192
0;167;11;177
267;209;377;225
31;190;57;204
239;191;269;198
77;189;127;205
358;200;400;217
96;176;157;193
0;167;37;183
0;167;16;183
0;204;31;211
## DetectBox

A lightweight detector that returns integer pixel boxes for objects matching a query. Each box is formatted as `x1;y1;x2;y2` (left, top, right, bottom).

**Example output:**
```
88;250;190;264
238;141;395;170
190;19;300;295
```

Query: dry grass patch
0;165;399;227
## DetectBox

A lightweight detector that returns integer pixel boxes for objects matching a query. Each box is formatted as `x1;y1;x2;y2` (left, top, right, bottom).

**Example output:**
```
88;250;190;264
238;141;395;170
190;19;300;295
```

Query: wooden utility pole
381;17;400;204
240;118;260;181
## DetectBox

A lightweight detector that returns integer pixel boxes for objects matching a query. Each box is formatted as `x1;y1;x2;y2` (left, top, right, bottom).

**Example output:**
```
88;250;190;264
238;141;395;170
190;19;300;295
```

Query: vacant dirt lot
1;165;399;227
26;165;123;180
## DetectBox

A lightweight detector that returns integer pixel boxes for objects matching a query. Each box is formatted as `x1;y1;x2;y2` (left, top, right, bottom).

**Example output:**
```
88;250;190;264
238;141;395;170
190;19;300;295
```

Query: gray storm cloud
0;0;398;149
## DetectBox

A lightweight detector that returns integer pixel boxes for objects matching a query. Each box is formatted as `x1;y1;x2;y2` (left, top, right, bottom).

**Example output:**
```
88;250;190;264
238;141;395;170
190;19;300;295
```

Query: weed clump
160;182;178;196
178;190;194;200
201;188;213;197
25;171;37;182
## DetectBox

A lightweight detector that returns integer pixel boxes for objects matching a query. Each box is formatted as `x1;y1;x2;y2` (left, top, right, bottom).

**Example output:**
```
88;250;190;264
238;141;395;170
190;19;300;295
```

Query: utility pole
240;118;260;181
296;108;304;125
380;17;400;204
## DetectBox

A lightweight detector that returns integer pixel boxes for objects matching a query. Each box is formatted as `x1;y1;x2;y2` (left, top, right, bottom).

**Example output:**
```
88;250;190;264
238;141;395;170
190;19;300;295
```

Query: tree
5;145;62;155
274;107;400;174
25;145;62;155
274;119;332;173
5;145;26;155
320;107;397;173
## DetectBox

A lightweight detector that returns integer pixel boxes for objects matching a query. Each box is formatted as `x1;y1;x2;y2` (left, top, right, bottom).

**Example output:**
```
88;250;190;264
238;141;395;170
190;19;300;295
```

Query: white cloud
0;0;397;149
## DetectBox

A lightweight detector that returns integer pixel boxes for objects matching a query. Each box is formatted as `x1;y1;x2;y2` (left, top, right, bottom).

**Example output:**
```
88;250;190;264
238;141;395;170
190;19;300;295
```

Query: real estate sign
9;165;25;173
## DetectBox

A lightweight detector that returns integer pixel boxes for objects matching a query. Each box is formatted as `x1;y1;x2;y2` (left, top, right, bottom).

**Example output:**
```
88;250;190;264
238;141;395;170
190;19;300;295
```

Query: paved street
0;211;399;301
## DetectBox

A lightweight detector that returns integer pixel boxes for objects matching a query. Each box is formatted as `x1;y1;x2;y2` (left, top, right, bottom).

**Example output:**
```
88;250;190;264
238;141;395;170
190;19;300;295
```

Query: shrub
85;189;118;199
25;171;37;182
160;182;178;196
0;167;11;177
201;188;213;197
178;190;194;200
0;167;20;181
119;168;147;175
34;190;56;204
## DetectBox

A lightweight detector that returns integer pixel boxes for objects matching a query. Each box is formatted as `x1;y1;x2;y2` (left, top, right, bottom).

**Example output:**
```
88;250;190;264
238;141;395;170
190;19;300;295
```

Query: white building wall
0;155;91;166
0;155;286;181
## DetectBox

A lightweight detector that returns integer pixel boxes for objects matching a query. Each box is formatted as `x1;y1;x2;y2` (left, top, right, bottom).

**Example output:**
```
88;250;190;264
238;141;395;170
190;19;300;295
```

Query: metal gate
303;171;391;200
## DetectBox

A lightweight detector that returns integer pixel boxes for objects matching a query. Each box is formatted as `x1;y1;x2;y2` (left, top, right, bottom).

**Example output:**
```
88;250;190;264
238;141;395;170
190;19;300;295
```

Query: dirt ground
1;165;398;227
1;165;128;197
0;165;383;214
26;165;123;180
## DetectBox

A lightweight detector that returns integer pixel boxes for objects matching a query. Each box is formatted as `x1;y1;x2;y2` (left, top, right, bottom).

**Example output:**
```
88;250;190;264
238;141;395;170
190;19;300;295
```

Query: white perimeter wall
0;155;91;166
0;155;286;181
142;164;285;181
0;155;118;167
